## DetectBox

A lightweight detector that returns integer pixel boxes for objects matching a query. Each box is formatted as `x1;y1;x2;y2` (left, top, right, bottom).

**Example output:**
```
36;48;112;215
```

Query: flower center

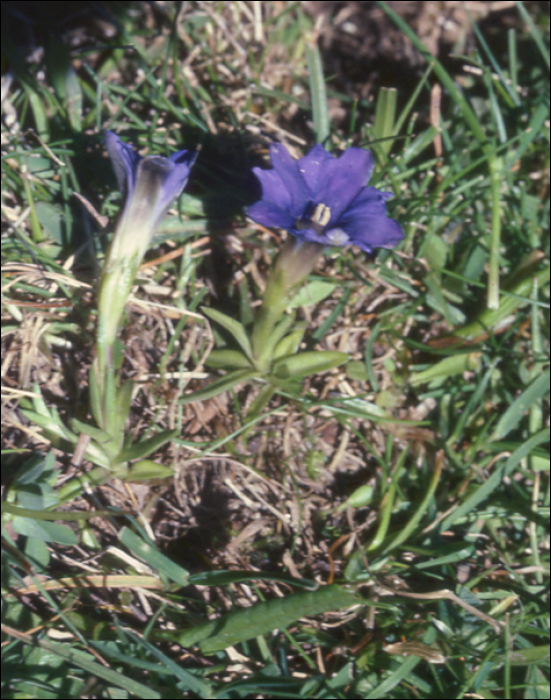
297;202;332;235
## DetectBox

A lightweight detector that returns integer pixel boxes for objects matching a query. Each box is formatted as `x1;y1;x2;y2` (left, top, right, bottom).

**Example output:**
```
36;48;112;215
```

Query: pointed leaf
176;585;359;653
20;409;77;443
70;418;121;462
13;516;78;545
305;42;330;144
82;442;112;469
258;313;298;365
188;570;318;590
492;369;550;441
117;429;178;463
127;460;174;481
273;326;306;360
31;383;56;418
180;369;261;405
272;351;349;380
245;384;276;423
115;379;134;436
289;280;336;308
120;526;189;586
409;353;482;387
205;349;252;370
88;363;103;429
498;645;551;666
201;306;253;360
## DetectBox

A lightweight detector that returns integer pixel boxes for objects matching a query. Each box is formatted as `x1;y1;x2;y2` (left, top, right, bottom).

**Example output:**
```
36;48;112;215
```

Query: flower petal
336;186;404;251
268;143;310;216
105;130;141;200
250;167;292;210
315;148;375;222
246;141;403;254
296;144;334;198
144;151;197;218
127;153;195;234
247;199;296;230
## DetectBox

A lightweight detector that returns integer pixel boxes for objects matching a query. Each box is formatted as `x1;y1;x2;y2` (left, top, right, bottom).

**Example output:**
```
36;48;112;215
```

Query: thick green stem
251;238;325;369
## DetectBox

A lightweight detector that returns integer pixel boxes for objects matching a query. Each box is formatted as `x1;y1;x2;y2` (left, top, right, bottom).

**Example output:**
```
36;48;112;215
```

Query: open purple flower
247;143;404;254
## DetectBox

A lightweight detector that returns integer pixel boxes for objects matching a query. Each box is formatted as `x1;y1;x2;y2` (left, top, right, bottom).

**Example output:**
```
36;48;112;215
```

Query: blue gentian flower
247;143;404;253
97;132;196;368
105;131;197;262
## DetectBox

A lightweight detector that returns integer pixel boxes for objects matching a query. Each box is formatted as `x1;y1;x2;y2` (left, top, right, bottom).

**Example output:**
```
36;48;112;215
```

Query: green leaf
120;526;189;586
273;327;306;360
81;442;112;469
440;429;550;531
176;585;359;652
409;353;481;387
12;516;78;545
257;312;297;366
497;645;551;666
289;280;336;308
20;408;77;443
201;306;253;360
492;369;550;441
305;41;330;144
114;378;134;437
127;460;174;481
65;61;83;132
70;418;121;462
88;363;103;429
35;202;65;244
13;451;54;485
272;351;349;380
47;37;82;132
117;429;178;463
244;384;276;424
22;636;162;700
453;265;550;341
205;348;252;370
180;369;261;404
373;87;398;159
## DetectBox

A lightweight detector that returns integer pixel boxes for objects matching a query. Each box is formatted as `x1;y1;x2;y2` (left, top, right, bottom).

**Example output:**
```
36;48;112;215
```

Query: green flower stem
96;252;140;380
252;268;293;369
252;238;325;369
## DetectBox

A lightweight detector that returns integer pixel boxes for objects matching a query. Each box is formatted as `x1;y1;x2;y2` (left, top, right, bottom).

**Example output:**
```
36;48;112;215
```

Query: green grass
1;1;549;698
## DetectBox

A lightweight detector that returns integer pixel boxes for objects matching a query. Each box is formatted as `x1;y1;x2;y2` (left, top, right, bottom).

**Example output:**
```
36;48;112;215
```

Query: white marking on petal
326;228;349;245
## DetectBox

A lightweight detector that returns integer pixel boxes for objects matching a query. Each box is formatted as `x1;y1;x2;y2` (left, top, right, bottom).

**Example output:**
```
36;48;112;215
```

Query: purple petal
349;215;405;251
336;186;404;250
268;143;310;216
315;148;375;221
296;144;334;198
133;153;195;227
247;140;403;254
170;149;198;167
105;130;141;200
288;226;333;245
250;167;293;211
247;199;296;230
